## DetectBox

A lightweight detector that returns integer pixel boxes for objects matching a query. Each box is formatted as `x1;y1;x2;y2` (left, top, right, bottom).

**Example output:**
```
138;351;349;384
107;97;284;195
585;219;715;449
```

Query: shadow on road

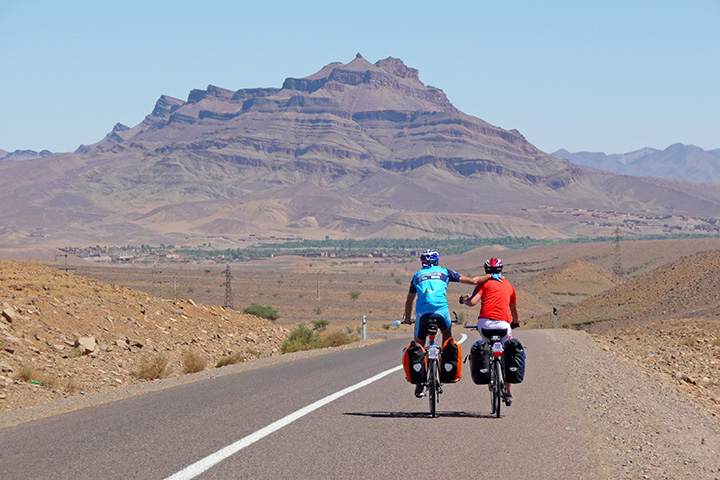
343;410;498;419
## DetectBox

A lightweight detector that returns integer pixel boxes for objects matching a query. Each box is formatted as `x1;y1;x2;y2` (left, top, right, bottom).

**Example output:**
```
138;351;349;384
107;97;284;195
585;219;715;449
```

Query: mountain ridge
2;55;720;247
553;143;720;184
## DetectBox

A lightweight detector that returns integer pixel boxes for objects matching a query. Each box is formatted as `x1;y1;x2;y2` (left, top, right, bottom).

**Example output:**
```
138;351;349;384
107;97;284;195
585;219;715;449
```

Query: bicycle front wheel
428;360;438;418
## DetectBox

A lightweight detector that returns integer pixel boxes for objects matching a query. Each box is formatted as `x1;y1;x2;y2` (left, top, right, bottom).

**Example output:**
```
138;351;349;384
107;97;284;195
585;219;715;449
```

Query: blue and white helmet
420;249;439;266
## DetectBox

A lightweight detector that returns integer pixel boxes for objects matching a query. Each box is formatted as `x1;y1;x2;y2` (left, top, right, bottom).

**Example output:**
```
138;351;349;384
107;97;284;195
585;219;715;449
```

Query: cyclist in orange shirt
460;257;520;402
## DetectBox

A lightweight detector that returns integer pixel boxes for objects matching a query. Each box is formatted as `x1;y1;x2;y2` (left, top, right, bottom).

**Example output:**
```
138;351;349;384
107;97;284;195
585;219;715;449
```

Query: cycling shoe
414;384;425;398
504;393;513;406
437;384;443;394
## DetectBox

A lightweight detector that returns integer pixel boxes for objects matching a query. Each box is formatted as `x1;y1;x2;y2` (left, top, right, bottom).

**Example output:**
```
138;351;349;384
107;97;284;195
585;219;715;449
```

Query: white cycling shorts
477;318;512;345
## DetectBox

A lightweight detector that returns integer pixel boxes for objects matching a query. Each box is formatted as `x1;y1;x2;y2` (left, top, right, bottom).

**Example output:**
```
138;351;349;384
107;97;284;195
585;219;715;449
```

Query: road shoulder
546;329;720;479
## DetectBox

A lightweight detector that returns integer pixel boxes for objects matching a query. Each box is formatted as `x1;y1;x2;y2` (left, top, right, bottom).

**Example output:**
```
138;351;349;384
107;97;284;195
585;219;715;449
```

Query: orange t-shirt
474;279;517;322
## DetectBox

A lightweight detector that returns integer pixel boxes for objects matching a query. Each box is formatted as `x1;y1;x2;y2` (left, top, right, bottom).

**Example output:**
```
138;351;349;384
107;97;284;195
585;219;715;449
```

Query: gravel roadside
547;329;720;479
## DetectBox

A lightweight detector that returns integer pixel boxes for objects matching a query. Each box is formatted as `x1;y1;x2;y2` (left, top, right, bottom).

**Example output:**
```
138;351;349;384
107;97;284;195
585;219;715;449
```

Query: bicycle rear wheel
490;376;497;415
493;361;502;418
428;360;438;418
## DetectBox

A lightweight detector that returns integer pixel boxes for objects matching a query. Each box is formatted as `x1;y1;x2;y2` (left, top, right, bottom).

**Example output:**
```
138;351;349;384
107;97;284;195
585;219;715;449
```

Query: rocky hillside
2;55;720;247
0;261;288;411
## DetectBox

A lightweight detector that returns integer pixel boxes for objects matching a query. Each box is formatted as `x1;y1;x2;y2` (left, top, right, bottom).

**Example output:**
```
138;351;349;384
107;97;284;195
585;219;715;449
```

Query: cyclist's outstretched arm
461;273;492;285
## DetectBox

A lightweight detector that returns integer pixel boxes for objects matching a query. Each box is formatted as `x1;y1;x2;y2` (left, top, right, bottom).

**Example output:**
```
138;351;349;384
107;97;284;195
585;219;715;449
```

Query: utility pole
613;225;622;277
224;264;233;309
54;254;68;272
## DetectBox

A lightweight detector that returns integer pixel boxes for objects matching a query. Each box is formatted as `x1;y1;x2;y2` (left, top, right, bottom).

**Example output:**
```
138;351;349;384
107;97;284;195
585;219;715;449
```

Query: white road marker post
362;315;366;340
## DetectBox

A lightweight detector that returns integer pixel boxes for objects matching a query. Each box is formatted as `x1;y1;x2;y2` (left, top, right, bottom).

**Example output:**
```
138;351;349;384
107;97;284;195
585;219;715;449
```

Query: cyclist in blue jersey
403;249;488;397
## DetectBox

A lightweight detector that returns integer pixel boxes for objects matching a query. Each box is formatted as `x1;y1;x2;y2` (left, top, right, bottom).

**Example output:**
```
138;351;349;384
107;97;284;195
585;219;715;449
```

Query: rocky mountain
552;144;720;184
2;54;720;248
0;149;57;162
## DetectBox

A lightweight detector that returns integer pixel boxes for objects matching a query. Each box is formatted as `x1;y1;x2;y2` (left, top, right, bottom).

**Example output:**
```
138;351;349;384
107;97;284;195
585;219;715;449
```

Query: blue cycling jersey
409;265;462;317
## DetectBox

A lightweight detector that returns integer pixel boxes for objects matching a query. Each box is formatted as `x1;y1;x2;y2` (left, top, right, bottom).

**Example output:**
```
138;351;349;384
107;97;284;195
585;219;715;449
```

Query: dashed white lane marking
166;334;469;479
165;365;403;480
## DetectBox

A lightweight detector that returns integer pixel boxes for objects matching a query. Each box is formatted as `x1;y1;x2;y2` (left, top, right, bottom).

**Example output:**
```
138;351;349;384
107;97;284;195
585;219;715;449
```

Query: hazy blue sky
1;1;718;155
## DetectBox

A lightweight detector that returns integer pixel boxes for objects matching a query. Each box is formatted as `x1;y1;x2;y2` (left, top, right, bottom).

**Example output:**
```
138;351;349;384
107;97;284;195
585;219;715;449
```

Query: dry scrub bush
65;376;79;394
132;354;171;380
67;346;85;359
15;366;58;388
282;324;322;353
215;352;244;368
282;324;358;353
321;331;357;348
182;350;207;373
243;303;279;321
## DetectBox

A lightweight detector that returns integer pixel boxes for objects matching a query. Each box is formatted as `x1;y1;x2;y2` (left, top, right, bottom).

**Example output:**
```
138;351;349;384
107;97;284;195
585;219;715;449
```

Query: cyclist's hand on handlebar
510;321;520;329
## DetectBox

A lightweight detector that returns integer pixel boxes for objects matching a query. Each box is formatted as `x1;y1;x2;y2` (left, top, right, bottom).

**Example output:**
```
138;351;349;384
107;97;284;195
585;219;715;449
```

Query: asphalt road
0;330;601;479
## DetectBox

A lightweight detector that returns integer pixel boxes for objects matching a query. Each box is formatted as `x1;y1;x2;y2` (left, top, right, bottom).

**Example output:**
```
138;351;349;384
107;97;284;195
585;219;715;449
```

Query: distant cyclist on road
403;249;485;397
460;257;519;403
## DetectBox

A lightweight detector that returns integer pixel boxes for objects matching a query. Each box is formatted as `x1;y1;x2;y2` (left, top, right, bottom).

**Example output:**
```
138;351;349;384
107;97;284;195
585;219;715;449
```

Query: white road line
164;365;404;480
167;334;469;479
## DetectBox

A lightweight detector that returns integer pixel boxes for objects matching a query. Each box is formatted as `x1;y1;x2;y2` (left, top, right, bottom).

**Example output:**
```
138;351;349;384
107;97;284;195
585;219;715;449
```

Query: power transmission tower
613;226;622;277
224;264;233;309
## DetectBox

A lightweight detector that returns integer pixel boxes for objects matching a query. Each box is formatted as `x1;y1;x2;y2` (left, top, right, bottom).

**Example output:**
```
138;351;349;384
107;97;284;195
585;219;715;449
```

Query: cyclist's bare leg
440;327;452;343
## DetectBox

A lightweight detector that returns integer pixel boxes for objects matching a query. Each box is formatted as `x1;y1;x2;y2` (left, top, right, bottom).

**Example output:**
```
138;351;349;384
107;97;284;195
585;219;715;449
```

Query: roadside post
362;315;367;340
553;306;558;329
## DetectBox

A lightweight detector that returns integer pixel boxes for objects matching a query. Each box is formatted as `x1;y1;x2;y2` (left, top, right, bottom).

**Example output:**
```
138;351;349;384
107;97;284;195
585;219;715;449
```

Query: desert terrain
1;237;720;429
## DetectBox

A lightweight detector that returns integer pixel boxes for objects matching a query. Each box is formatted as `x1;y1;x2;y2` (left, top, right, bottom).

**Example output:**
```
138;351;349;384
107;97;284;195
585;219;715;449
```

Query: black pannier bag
402;341;426;384
504;338;526;384
467;340;491;384
439;336;462;383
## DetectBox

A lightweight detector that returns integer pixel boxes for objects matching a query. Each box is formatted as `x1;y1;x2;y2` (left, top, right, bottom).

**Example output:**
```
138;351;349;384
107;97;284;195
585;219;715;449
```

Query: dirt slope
537;249;720;331
518;260;622;324
0;261;288;412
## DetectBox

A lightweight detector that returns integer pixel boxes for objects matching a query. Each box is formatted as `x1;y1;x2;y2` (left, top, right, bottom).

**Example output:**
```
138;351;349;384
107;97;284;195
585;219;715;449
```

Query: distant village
523;206;720;234
58;244;397;265
58;206;720;265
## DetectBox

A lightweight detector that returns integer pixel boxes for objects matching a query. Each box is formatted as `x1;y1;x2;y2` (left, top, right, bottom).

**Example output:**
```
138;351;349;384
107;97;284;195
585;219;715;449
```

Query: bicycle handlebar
402;312;462;325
